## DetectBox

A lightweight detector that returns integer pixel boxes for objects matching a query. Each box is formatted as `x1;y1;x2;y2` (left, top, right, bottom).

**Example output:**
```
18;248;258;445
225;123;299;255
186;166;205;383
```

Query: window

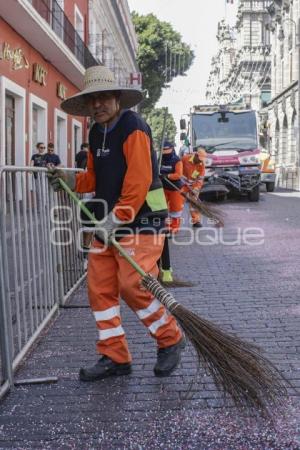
5;95;15;165
281;115;288;165
89;16;96;57
53;0;64;40
72;119;82;165
290;111;297;164
29;94;48;155
54;109;67;165
75;5;84;40
74;5;84;63
0;77;26;167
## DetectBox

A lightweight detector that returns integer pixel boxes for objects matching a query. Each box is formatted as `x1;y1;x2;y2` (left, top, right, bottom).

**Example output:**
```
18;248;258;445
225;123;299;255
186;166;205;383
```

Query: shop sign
33;63;47;86
129;72;142;88
0;42;29;70
57;82;67;100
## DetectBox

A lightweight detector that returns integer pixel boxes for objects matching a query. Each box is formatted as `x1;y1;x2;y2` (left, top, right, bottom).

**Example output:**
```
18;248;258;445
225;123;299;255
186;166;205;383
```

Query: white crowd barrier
0;166;86;399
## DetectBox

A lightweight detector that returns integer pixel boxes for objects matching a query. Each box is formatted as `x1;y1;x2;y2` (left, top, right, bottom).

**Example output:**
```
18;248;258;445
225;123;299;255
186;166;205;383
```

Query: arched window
290;111;297;164
281;115;288;165
274;118;280;166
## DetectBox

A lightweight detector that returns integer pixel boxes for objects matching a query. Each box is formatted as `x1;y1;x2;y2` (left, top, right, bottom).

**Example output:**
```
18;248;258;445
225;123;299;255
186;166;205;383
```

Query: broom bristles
160;279;195;288
142;274;288;413
185;193;225;227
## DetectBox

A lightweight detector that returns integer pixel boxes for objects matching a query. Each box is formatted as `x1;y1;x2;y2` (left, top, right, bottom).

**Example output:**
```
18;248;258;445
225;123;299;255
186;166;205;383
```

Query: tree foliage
132;12;194;113
145;108;177;151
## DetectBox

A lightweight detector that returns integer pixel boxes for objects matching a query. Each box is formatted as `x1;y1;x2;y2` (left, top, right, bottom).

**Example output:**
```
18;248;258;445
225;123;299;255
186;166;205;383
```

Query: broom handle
158;107;168;171
163;176;197;198
58;178;147;278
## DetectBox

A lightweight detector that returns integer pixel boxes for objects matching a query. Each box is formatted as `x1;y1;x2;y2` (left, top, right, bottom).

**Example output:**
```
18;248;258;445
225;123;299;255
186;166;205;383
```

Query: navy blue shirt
31;153;46;167
43;153;61;166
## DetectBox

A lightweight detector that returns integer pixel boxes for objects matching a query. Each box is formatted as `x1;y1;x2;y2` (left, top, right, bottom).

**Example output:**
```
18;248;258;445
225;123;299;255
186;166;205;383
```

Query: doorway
5;95;15;166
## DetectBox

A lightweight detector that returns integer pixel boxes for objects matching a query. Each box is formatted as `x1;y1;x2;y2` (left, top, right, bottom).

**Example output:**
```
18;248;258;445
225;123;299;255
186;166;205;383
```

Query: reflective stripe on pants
88;234;182;363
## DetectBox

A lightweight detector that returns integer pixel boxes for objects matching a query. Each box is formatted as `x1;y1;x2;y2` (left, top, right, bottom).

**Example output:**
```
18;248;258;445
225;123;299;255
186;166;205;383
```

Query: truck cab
180;104;261;201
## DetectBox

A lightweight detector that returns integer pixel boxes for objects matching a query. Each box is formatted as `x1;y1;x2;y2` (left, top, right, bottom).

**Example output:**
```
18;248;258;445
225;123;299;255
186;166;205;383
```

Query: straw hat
60;65;143;116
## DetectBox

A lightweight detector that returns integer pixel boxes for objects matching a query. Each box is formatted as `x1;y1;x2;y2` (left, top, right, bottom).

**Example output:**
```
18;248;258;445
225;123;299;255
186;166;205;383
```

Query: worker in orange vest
160;141;185;234
48;66;184;381
181;146;206;228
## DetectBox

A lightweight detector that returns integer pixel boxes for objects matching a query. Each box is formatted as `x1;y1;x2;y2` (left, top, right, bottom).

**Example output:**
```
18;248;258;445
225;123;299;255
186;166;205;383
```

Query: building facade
88;0;138;86
267;0;300;189
0;0;138;168
206;0;272;112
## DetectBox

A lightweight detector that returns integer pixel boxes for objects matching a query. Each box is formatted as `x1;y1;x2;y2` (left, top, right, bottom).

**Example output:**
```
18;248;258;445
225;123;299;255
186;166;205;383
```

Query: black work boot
79;356;132;381
154;336;186;377
192;222;202;228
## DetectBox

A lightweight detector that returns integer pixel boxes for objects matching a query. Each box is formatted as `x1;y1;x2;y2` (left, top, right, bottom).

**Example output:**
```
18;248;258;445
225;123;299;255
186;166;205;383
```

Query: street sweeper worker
48;65;184;381
181;146;206;228
160;140;184;234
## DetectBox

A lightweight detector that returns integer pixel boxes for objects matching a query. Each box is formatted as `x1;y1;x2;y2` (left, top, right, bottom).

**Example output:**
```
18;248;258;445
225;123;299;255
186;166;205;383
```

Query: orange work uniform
161;155;185;233
181;153;206;225
75;110;182;363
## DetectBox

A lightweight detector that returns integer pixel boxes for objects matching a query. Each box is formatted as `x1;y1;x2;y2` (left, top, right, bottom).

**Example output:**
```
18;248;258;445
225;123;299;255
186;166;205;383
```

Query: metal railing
31;0;98;68
0;167;86;399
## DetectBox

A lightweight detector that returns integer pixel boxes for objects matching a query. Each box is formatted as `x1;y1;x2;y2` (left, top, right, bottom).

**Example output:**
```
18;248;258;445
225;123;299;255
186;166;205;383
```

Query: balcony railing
31;0;98;68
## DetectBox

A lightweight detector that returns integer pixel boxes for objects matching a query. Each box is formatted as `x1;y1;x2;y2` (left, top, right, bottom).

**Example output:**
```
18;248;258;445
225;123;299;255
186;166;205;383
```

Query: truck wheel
266;182;275;192
248;185;260;202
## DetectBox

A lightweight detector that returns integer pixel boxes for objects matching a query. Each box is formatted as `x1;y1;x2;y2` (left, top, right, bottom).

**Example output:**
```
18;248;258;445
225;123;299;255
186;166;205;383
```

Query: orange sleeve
168;161;183;181
75;150;96;193
113;130;152;222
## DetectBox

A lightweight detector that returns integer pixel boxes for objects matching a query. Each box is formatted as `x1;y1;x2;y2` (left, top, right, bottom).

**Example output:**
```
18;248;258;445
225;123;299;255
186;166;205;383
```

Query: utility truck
180;104;262;201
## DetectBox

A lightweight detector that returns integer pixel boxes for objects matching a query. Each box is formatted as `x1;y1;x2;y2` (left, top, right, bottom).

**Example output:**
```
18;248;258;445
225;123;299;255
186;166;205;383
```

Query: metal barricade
0;166;86;399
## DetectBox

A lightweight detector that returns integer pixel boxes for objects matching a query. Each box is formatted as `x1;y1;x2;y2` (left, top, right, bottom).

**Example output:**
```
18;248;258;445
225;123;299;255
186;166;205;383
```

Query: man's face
38;144;45;153
163;146;173;155
193;153;201;164
48;146;54;154
87;92;120;125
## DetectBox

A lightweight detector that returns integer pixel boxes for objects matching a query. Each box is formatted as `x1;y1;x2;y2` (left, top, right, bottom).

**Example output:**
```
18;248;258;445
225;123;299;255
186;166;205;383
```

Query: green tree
132;12;194;113
145;108;176;151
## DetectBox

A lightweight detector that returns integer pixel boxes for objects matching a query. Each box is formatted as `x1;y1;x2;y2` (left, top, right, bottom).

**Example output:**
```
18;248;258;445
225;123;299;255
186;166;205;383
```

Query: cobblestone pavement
0;189;300;449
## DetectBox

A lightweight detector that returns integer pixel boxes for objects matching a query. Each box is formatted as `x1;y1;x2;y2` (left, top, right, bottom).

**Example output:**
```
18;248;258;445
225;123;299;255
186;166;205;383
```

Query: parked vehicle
180;104;261;201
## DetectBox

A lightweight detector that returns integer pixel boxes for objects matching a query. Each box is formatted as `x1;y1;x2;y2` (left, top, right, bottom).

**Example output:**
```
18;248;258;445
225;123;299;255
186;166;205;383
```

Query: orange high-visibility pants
182;185;202;225
164;189;184;233
87;234;182;363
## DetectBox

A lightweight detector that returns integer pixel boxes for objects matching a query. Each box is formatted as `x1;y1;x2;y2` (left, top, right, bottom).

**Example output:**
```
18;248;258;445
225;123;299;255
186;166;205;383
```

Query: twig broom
163;177;225;227
59;179;288;413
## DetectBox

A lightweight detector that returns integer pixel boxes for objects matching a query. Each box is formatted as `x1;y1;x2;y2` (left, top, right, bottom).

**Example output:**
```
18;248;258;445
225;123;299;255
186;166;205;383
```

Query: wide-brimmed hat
60;65;143;116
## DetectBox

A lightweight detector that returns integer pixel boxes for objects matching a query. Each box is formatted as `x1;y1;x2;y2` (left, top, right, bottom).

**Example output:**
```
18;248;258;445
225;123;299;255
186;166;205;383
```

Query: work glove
95;211;126;246
47;168;76;192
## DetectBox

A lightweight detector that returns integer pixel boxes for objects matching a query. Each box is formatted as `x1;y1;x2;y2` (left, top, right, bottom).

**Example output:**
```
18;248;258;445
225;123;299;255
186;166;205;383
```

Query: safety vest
89;110;168;225
160;152;184;191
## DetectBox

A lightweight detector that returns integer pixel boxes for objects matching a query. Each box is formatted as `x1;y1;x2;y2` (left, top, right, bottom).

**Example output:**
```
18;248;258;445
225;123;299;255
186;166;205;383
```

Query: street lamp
278;18;300;164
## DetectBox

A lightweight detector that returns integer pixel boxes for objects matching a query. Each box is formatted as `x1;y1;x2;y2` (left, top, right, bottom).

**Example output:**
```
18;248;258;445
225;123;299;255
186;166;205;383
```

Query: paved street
0;188;300;449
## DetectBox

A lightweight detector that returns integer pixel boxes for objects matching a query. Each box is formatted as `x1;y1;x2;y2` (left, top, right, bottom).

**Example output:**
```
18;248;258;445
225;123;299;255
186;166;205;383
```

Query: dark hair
36;142;44;149
193;145;206;152
81;143;89;150
112;90;122;101
48;143;54;149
